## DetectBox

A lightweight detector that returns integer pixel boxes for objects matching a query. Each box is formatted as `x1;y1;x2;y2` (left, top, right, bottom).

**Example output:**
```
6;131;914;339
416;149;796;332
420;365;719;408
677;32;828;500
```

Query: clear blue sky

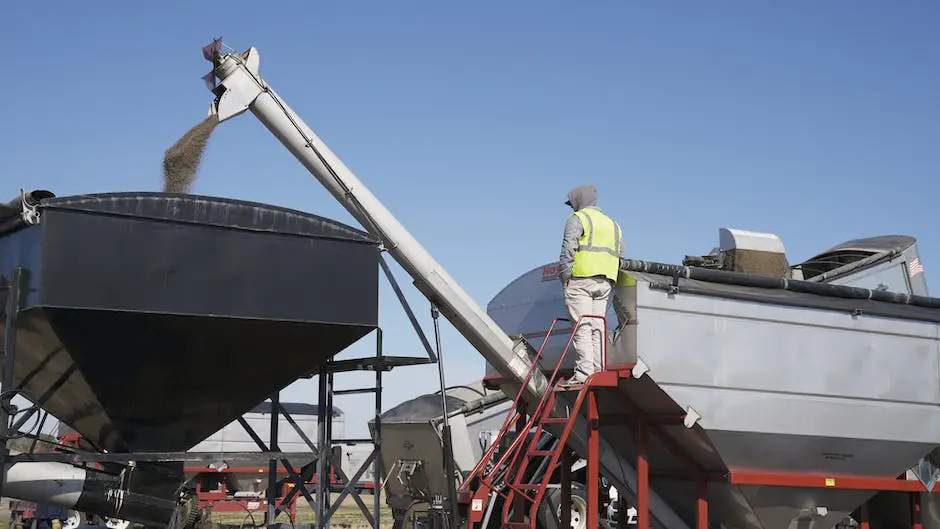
2;1;938;438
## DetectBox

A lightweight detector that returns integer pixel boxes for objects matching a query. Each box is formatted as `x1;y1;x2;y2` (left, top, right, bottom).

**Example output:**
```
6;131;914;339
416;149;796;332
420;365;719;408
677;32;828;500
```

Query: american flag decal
908;257;925;278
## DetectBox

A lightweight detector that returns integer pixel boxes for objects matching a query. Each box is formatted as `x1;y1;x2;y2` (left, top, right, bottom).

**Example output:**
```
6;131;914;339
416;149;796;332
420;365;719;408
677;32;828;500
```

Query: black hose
622;258;940;310
912;295;940;309
648;282;940;324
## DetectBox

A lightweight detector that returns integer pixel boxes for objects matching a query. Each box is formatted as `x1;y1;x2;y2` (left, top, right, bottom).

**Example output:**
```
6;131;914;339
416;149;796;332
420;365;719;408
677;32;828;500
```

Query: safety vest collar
573;208;622;258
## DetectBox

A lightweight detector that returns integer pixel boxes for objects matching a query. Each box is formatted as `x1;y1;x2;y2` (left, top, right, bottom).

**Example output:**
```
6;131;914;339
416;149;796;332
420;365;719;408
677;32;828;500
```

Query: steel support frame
536;365;940;529
291;326;397;529
582;376;940;529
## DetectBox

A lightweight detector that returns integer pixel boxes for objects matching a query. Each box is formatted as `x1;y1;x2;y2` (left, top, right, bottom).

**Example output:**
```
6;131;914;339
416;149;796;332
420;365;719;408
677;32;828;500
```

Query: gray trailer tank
484;228;940;529
369;381;513;525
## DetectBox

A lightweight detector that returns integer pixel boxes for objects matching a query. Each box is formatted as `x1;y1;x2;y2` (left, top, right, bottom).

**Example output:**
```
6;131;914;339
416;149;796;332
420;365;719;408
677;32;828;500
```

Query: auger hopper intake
0;190;380;453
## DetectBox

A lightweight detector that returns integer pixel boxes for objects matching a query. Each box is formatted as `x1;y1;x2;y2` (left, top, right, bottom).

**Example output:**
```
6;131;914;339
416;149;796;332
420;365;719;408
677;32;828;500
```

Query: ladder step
541;417;568;424
515;484;541;490
506;523;531;529
527;450;554;457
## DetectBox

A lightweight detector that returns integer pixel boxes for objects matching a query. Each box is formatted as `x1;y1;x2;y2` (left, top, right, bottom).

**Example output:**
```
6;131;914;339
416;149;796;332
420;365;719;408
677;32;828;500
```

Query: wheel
104;518;130;529
62;512;84;529
536;482;589;529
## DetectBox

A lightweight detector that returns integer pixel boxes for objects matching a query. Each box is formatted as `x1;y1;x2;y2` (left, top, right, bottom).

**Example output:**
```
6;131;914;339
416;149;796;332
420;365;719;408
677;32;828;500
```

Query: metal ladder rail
502;373;616;529
459;318;567;500
500;315;609;525
474;361;568;501
499;392;561;524
496;314;601;510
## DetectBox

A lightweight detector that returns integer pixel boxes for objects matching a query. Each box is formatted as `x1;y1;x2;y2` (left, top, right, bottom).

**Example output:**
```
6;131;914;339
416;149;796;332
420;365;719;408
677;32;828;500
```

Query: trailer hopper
0;190;380;453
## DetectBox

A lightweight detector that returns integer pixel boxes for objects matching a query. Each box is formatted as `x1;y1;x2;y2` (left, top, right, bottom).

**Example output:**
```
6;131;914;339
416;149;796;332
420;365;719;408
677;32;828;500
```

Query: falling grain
162;114;220;194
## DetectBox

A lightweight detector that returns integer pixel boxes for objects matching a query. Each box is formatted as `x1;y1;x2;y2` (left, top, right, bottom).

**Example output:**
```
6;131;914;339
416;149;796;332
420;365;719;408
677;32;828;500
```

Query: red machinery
52;432;375;524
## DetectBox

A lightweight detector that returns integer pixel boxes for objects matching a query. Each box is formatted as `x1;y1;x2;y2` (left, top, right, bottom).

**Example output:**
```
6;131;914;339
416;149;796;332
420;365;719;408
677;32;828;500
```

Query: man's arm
558;214;582;283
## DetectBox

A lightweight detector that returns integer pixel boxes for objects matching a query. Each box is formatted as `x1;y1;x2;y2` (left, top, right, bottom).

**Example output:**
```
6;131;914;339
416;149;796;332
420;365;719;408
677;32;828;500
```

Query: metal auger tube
200;42;691;529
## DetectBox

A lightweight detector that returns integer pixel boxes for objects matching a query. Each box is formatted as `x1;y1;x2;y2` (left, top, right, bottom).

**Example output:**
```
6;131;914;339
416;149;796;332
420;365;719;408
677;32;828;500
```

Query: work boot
556;377;585;390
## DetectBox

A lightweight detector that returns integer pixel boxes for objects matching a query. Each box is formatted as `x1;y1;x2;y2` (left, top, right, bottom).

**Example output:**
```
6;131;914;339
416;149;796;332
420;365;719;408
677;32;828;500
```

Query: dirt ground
210;491;395;528
0;491;396;529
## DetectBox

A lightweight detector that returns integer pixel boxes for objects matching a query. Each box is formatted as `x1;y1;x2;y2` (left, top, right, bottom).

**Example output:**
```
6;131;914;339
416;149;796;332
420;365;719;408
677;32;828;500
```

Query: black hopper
0;191;380;453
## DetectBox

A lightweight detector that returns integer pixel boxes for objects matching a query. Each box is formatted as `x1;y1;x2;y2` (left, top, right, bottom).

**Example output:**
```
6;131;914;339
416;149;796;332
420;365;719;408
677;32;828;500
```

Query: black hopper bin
0;190;380;453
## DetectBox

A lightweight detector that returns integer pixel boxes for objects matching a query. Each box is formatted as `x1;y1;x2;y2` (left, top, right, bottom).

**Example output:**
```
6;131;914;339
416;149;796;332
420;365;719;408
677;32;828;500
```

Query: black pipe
621;258;940;310
647;282;940;324
78;470;177;527
912;295;940;309
4;462;178;528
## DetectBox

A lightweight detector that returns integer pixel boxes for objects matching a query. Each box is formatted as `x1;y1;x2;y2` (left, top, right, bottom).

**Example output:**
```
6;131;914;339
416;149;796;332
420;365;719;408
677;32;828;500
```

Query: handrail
499;314;609;520
480;314;596;490
459;317;567;488
461;313;613;527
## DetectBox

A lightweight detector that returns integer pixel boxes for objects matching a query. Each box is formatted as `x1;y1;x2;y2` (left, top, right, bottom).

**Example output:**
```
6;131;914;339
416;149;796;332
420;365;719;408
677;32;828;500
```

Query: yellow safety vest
571;207;622;282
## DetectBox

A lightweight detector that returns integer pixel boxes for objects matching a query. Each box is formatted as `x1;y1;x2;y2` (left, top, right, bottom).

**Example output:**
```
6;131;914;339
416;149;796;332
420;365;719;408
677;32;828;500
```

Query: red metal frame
460;313;940;529
190;469;301;523
53;433;374;523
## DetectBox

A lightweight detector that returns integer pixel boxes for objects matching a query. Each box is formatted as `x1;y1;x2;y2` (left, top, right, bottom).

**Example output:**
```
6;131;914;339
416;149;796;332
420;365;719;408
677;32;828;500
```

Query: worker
556;184;623;389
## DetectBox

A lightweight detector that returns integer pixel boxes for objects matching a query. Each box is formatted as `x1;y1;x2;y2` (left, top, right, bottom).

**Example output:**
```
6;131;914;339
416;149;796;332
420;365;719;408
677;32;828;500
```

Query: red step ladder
460;314;623;529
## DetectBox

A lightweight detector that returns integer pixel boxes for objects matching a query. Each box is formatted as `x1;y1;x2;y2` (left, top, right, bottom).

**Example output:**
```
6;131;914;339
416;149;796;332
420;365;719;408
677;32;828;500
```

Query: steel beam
636;418;649;529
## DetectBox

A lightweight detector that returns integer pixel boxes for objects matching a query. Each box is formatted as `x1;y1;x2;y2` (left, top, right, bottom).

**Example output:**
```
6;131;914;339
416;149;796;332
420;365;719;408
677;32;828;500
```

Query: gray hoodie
558;185;621;282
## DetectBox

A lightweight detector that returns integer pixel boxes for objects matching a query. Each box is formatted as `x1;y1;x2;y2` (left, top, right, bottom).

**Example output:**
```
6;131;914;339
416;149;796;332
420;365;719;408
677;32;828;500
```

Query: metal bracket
19;189;42;225
683;405;702;429
398;459;421;483
632;357;650;379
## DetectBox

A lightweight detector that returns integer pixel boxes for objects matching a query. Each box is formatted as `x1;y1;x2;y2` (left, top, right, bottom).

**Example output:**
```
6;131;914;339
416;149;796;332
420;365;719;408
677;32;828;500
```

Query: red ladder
461;314;618;529
459;317;568;526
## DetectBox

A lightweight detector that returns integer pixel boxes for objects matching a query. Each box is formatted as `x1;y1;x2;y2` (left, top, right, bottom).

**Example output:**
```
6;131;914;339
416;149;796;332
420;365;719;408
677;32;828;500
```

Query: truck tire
536;482;589;529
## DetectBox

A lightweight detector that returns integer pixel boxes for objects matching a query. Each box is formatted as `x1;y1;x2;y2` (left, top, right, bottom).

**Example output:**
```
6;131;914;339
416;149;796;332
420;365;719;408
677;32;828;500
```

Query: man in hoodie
557;185;624;389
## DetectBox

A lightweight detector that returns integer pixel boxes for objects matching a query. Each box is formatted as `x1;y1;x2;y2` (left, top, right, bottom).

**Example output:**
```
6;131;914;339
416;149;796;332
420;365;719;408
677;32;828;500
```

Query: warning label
541;263;560;282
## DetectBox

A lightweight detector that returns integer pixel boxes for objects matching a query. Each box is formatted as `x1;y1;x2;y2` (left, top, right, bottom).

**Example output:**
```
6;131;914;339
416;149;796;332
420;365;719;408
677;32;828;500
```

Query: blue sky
3;1;938;438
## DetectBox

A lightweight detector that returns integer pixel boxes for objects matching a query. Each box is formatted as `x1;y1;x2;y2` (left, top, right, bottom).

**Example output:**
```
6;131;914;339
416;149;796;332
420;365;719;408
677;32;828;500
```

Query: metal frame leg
697;479;708;529
509;402;527;524
636;419;649;529
267;392;280;527
373;328;383;528
317;366;331;527
587;390;599;529
911;492;923;529
561;449;572;528
858;502;869;529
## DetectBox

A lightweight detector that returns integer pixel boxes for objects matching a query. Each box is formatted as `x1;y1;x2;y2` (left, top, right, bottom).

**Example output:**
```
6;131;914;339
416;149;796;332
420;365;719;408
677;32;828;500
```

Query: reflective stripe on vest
571;208;622;282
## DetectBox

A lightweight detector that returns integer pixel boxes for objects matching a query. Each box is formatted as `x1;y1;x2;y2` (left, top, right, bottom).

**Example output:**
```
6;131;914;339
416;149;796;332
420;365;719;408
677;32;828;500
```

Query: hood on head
565;185;597;211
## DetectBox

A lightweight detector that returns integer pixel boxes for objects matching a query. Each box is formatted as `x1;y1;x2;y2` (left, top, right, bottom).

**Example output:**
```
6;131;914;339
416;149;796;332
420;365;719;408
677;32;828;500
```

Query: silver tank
485;228;940;529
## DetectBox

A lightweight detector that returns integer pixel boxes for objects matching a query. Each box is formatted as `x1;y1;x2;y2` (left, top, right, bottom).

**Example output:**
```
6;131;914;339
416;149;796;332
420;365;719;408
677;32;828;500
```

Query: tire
62;512;86;529
536;482;589;529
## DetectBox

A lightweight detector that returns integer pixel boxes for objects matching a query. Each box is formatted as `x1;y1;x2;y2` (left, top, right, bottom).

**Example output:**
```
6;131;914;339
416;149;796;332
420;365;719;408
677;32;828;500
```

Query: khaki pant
564;276;613;382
